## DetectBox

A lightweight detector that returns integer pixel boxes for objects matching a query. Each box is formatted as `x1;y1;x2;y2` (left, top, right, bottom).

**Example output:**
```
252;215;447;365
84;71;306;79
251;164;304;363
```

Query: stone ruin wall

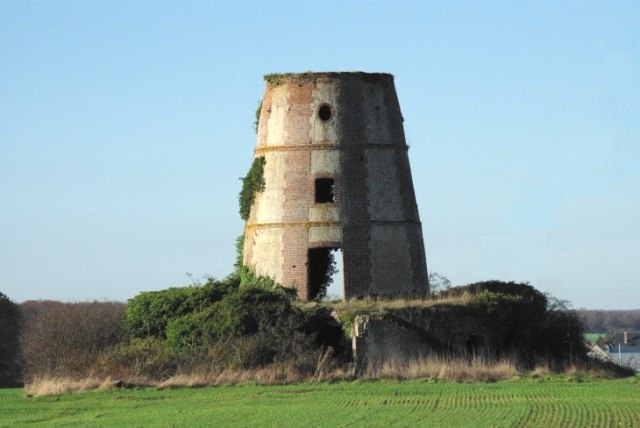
351;309;491;370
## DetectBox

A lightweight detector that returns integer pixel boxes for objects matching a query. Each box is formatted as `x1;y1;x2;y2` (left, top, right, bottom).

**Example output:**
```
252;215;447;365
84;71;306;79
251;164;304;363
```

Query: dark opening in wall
466;335;480;354
318;105;332;121
315;178;334;203
308;247;338;300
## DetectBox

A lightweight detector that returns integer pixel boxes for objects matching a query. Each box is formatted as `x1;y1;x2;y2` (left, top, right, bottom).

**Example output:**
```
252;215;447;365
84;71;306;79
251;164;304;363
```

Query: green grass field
2;377;639;427
585;333;605;344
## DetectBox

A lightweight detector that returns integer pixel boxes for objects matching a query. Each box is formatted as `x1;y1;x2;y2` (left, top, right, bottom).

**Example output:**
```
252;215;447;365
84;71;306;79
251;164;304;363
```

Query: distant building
607;344;640;372
612;332;640;347
587;343;612;363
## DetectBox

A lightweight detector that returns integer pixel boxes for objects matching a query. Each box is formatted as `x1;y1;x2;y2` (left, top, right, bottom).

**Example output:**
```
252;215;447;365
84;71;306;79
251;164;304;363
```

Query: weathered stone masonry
243;72;428;300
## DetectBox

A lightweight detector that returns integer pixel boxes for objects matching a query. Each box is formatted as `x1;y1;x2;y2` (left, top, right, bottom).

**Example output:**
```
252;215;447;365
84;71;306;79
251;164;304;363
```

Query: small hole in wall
318;105;332;121
375;105;380;111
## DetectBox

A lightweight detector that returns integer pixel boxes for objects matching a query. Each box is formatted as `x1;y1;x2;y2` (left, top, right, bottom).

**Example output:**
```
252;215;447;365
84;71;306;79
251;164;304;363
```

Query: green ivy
238;156;266;221
253;99;262;134
234;234;245;273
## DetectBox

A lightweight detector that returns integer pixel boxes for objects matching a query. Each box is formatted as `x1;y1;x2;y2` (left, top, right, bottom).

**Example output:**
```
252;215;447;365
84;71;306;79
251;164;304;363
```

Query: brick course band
246;220;423;229
255;144;410;154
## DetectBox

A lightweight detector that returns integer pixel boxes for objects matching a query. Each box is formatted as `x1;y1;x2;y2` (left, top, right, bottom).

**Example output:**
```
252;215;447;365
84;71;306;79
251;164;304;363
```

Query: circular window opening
318;105;332;121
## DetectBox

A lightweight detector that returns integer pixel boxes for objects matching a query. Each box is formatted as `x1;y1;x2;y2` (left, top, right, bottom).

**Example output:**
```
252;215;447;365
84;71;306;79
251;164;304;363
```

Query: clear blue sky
1;1;638;309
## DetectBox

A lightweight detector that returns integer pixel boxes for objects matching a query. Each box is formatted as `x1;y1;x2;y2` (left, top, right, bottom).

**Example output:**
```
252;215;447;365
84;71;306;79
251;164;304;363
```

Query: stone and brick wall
350;309;491;370
352;316;432;371
244;72;428;300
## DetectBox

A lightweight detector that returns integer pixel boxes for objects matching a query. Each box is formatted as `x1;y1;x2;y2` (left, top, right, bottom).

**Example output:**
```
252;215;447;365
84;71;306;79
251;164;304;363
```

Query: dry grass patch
23;354;633;397
364;354;521;382
530;357;636;379
23;363;358;396
24;376;105;397
298;293;473;314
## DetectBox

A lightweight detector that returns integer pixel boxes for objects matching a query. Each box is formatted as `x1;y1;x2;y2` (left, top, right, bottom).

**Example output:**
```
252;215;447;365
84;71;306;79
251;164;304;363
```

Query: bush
100;337;181;380
166;286;303;350
124;276;239;339
20;300;126;379
206;286;302;339
125;262;310;369
205;325;318;371
384;281;586;366
468;289;546;359
446;280;548;305
535;295;586;362
165;310;210;353
0;292;22;386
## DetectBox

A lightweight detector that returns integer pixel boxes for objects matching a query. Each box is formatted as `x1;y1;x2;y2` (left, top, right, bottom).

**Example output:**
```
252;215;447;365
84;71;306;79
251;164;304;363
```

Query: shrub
20;300;126;379
446;280;548;306
205;325;318;371
432;282;543;355
469;290;546;359
0;292;22;386
206;286;302;339
535;295;586;362
367;281;586;367
100;337;181;380
165;311;210;353
124;276;239;339
164;286;335;370
166;286;303;349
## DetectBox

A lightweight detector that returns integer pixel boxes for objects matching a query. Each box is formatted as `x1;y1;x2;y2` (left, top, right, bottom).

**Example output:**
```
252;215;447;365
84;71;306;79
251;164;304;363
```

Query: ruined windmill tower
243;72;428;300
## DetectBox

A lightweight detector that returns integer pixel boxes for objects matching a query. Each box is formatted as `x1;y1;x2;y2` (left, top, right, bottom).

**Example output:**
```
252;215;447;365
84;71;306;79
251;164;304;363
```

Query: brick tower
243;72;428;300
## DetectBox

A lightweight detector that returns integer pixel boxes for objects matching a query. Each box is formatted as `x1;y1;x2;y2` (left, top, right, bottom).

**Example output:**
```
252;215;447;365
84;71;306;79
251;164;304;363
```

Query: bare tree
20;300;126;379
428;272;452;294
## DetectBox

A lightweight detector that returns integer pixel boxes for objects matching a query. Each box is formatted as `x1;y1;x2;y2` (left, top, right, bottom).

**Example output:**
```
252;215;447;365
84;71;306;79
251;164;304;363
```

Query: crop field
2;377;640;427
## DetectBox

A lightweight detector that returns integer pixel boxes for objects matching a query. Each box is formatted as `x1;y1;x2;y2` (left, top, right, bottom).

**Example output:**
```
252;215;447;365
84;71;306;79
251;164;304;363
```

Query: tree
0;292;22;386
20;300;125;379
428;272;451;294
537;293;586;362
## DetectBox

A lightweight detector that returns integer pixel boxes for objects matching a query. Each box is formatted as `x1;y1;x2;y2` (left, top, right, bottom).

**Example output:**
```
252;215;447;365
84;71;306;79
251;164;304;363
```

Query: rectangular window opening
315;178;334;203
